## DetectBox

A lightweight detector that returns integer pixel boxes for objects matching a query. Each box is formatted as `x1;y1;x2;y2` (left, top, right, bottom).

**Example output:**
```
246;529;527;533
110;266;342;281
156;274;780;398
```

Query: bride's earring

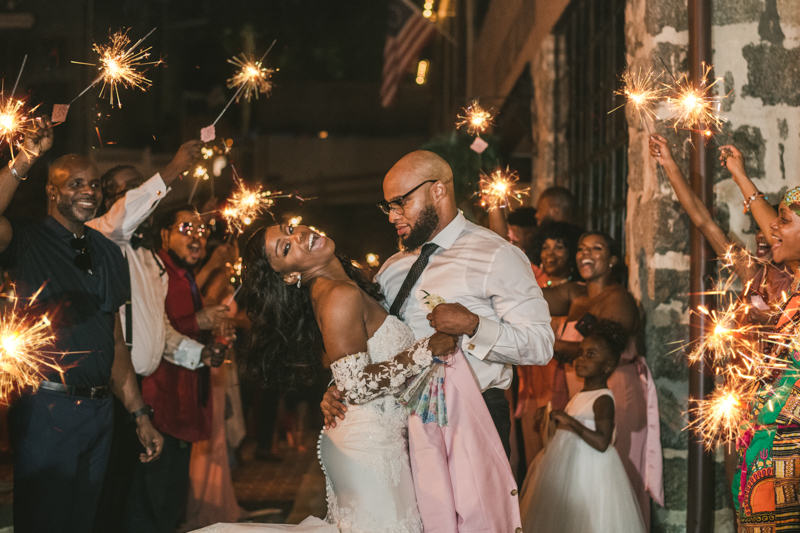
296;274;302;288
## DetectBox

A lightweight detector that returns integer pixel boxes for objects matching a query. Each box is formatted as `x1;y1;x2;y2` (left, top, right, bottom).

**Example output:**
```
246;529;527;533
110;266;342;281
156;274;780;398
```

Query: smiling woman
239;222;457;532
721;145;800;529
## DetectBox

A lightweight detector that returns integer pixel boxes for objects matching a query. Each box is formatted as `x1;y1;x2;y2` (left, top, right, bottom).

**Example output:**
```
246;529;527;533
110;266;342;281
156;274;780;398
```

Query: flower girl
519;320;645;533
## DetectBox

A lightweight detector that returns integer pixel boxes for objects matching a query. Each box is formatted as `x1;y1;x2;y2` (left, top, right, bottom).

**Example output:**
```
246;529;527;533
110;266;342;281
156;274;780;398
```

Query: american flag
380;0;437;108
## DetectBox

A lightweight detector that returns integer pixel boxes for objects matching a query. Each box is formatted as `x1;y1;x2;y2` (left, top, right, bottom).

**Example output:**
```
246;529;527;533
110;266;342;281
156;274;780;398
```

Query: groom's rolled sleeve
463;245;554;365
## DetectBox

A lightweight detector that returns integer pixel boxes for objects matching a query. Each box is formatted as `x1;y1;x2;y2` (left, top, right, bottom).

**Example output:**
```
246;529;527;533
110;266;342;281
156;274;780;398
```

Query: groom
322;150;554;532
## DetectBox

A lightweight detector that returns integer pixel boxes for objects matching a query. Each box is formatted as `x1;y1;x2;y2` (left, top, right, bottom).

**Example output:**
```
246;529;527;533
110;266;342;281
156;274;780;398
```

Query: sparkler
0;286;64;403
665;63;726;135
477;167;530;211
227;54;274;103
0;92;37;161
687;382;749;450
207;40;277;132
610;67;666;132
0;56;40;161
70;28;161;108
456;100;494;136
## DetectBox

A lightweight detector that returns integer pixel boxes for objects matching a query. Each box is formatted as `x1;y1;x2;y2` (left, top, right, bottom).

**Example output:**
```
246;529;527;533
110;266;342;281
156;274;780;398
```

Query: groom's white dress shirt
376;211;554;391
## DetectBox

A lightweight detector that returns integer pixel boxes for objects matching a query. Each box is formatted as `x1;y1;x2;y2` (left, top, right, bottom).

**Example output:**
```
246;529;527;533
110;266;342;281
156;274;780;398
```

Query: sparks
222;174;278;234
611;68;666;127
665;63;726;134
72;28;161;108
456;100;494;136
477;167;530;211
227;53;274;103
0;92;37;161
0;287;64;403
687;383;749;450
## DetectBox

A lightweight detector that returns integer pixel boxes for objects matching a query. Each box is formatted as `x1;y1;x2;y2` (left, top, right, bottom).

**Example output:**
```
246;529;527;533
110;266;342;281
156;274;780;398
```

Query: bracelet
7;163;24;182
743;192;766;213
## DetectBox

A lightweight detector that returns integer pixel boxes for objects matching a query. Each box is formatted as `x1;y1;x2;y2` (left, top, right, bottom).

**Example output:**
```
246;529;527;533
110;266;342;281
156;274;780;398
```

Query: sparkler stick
210;40;277;128
10;55;27;99
69;28;160;108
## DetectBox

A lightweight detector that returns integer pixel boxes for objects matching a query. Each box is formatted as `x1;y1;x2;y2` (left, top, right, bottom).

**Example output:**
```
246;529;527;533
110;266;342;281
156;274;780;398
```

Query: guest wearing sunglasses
0;116;164;532
86;141;236;533
124;205;231;532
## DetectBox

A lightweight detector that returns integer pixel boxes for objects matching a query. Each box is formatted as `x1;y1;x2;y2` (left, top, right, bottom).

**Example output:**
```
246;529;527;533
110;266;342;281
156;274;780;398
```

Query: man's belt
39;381;111;399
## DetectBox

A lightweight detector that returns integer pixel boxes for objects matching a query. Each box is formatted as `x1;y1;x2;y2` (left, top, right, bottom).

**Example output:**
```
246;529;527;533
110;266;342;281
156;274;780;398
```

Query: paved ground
0;439;327;531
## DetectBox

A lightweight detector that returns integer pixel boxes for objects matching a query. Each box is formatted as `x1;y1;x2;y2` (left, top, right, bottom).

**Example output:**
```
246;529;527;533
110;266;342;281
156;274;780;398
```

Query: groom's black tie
389;242;439;318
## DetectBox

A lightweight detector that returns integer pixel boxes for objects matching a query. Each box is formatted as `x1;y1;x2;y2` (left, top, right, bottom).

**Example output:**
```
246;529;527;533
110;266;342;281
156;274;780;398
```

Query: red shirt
141;250;212;442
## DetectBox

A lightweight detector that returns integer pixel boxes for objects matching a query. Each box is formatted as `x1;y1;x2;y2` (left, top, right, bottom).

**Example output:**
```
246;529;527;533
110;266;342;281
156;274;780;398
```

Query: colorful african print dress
734;293;800;532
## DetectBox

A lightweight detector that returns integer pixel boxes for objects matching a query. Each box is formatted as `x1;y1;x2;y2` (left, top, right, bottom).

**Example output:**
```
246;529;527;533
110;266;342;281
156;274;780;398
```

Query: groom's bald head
383;151;458;251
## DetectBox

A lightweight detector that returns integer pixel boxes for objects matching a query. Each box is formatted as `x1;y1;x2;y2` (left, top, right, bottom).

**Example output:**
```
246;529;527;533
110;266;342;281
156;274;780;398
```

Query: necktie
389;242;439;317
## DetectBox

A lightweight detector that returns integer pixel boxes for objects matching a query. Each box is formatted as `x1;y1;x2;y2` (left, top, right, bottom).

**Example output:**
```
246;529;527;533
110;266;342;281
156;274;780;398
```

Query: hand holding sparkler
648;134;677;168
718;145;745;177
161;140;203;185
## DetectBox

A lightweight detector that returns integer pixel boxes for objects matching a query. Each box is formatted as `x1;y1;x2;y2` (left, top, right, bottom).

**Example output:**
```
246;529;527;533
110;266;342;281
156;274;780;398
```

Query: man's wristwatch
130;405;154;422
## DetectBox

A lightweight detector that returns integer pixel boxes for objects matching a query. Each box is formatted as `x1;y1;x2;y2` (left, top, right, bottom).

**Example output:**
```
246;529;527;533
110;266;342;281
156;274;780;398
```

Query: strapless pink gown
561;321;663;530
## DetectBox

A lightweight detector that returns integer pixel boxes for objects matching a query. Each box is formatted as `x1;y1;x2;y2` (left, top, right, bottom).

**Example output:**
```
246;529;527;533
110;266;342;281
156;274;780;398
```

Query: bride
227;223;456;533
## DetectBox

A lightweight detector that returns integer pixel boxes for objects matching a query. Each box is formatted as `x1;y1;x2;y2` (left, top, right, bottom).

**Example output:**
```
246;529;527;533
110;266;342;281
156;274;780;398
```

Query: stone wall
624;0;800;532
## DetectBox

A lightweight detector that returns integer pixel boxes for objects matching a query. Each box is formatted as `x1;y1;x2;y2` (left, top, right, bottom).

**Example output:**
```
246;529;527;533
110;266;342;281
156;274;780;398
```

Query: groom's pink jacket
408;349;522;533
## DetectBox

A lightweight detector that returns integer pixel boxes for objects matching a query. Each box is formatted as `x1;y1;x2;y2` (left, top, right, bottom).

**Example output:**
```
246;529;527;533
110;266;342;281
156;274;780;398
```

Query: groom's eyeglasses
377;180;437;215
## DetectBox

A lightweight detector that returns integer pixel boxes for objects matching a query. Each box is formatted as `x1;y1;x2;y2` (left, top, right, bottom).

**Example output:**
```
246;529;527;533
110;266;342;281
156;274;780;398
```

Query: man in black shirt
0;116;163;532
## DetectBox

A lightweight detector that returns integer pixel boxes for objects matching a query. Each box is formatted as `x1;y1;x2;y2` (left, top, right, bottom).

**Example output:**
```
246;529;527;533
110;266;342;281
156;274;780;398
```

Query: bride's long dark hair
241;225;383;390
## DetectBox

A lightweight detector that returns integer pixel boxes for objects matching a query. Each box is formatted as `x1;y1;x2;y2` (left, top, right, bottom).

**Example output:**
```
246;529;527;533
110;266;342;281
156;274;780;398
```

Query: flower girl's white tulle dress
192;316;426;533
518;389;645;533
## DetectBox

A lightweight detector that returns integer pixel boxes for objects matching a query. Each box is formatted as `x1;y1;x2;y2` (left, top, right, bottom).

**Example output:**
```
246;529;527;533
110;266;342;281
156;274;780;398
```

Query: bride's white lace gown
319;315;423;533
191;315;426;533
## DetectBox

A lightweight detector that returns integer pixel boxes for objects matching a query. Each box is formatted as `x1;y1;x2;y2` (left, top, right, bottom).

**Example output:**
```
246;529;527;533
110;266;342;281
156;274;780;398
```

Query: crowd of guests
0;112;792;533
484;186;663;532
1;116;251;533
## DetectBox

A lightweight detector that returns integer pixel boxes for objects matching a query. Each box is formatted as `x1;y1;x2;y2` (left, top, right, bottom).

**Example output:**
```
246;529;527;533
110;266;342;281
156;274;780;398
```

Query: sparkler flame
666;63;726;134
0;288;63;403
221;175;277;234
477;168;530;211
0;90;38;161
227;54;274;103
681;245;800;449
74;28;162;108
688;383;749;450
456;100;494;136
611;67;666;125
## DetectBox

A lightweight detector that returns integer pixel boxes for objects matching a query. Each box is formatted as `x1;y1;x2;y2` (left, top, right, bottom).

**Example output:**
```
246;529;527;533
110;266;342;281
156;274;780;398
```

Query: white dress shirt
375;211;554;391
87;173;203;376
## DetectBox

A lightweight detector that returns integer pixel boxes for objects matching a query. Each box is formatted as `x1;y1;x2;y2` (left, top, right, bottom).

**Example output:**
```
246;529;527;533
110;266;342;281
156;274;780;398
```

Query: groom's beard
399;205;439;252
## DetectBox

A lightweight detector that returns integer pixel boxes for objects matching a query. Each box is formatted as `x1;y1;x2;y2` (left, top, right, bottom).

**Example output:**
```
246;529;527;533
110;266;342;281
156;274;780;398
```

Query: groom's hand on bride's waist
428;303;480;337
321;386;347;429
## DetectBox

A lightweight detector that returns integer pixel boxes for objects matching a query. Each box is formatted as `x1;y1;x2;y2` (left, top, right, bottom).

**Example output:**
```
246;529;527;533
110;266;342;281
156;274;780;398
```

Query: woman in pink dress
543;232;663;531
517;222;582;465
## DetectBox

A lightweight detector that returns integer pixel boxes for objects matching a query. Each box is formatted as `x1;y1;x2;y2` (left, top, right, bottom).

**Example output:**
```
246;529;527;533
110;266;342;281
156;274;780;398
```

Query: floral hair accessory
783;186;800;215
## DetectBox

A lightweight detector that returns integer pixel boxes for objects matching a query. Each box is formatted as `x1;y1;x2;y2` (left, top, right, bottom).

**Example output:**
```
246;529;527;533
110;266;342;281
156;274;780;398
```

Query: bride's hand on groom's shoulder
427;303;480;338
428;332;458;360
321;385;347;429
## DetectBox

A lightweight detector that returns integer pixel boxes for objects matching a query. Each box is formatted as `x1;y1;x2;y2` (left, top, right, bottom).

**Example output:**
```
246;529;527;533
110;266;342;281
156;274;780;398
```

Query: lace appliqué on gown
320;316;423;533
